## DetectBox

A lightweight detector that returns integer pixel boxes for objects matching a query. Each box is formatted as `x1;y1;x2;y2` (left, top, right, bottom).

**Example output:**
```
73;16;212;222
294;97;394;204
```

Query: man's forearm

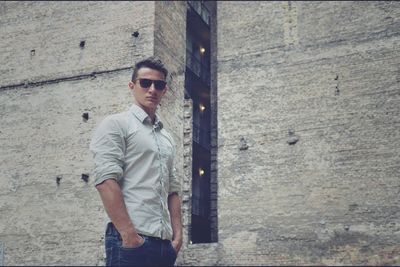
168;193;183;251
96;179;140;242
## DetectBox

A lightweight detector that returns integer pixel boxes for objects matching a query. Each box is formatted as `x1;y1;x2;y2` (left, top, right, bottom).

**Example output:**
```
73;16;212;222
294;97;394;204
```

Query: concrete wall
0;1;154;87
213;1;400;265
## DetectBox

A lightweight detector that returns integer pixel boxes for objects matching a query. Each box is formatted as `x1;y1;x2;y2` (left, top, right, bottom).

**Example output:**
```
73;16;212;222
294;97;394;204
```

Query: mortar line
0;66;133;91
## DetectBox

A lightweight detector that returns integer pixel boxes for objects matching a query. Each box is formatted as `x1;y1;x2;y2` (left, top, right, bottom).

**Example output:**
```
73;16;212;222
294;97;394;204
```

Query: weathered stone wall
204;0;219;245
213;1;400;265
0;1;155;87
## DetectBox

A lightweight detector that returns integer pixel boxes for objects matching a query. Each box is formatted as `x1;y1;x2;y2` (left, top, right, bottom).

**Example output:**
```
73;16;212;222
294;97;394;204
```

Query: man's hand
121;230;145;248
171;237;182;255
168;193;183;255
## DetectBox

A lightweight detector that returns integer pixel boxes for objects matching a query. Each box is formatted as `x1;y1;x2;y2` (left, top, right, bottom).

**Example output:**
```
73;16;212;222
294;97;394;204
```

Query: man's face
129;67;167;114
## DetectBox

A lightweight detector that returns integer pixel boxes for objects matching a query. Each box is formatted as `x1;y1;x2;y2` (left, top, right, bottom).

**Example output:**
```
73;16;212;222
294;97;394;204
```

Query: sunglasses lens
154;81;166;90
139;79;152;88
138;79;166;90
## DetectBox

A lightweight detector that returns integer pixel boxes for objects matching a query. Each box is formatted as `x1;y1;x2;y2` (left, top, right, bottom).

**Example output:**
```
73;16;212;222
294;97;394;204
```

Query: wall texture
213;1;400;265
0;1;154;88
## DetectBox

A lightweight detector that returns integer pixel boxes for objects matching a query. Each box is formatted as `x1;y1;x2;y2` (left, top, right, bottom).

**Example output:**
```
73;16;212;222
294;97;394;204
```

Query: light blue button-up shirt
89;104;180;240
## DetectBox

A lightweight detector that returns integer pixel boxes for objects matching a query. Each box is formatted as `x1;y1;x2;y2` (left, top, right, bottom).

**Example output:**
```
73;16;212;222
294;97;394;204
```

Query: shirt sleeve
89;115;125;186
168;141;181;196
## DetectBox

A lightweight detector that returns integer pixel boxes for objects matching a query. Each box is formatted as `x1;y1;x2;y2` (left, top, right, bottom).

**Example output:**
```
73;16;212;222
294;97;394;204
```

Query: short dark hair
131;56;168;82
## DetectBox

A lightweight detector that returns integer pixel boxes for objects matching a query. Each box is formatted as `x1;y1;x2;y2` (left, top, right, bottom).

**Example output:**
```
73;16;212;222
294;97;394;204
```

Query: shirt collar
129;104;163;130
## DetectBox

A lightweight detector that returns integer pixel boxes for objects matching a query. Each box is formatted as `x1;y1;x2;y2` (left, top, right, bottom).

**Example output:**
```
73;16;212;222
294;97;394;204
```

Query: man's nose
148;83;157;93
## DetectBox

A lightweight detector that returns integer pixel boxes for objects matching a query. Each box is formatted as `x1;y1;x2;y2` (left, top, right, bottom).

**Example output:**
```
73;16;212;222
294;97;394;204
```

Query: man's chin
144;102;158;110
146;100;159;106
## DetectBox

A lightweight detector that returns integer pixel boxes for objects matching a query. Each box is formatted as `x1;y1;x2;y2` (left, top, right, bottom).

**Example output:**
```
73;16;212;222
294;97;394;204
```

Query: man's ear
128;81;135;89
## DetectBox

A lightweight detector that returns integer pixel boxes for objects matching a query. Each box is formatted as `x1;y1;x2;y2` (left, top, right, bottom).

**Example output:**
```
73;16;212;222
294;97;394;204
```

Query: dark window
185;0;216;244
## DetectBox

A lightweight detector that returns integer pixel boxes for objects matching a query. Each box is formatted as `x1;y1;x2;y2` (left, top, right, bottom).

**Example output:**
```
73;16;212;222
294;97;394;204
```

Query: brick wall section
214;1;400;265
204;0;219;244
182;99;193;250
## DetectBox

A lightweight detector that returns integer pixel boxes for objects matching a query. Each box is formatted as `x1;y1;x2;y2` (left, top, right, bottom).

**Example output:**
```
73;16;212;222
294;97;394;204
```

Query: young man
90;57;182;266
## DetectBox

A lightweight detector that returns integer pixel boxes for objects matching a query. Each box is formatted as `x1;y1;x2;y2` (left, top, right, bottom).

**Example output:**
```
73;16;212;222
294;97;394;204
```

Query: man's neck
132;101;156;124
145;109;156;124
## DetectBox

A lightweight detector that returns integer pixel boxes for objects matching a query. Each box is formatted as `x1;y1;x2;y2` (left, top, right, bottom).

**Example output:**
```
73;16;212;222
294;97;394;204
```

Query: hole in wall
81;173;89;183
82;112;89;122
56;176;62;186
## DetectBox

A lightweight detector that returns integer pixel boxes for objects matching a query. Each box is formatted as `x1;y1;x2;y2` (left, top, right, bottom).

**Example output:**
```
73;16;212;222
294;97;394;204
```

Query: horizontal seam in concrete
218;31;400;63
0;66;133;91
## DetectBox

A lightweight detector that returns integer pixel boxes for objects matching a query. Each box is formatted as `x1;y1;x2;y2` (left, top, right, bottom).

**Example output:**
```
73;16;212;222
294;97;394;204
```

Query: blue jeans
105;223;177;266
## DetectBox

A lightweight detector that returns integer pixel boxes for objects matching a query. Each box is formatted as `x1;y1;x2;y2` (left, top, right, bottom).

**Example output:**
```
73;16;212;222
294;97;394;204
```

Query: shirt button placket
153;125;164;238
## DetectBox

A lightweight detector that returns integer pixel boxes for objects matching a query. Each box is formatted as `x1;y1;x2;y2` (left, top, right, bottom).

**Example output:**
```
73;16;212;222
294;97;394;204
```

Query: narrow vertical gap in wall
185;0;217;244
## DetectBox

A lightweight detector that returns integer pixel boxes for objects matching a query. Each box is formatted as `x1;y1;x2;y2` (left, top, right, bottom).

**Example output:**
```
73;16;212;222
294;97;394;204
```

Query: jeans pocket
120;236;147;250
118;237;149;266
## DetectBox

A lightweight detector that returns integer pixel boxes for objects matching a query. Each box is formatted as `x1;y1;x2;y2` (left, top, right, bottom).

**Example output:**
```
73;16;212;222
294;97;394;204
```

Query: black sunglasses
136;79;167;91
